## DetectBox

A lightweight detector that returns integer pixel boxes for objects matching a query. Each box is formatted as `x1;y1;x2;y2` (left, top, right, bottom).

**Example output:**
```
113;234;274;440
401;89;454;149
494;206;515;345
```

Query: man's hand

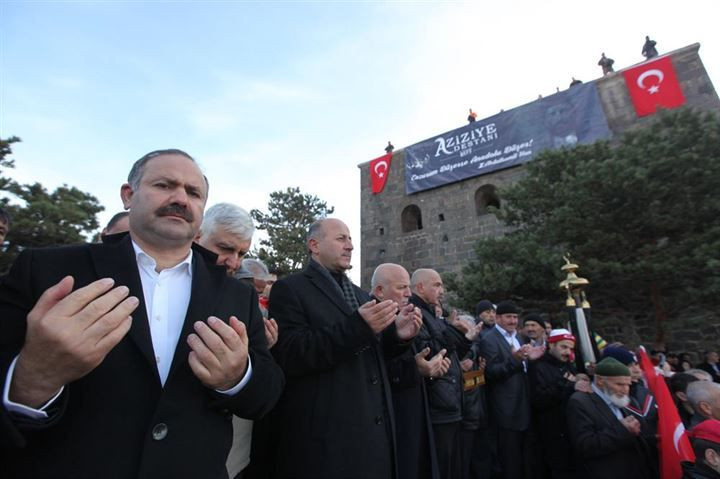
621;415;641;436
460;358;473;372
11;276;138;408
188;316;249;391
527;344;546;360
446;309;467;333
512;344;531;361
358;299;397;334
395;304;422;341
264;318;278;349
415;347;451;378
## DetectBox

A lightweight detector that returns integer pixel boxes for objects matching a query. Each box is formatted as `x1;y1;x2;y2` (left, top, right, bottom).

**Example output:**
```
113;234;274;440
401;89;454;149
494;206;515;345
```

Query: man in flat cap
566;357;657;479
475;300;496;335
478;300;544;479
683;419;720;478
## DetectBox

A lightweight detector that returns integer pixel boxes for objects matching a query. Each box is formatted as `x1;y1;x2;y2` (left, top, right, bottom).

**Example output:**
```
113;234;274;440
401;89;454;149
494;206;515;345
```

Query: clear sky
2;0;718;281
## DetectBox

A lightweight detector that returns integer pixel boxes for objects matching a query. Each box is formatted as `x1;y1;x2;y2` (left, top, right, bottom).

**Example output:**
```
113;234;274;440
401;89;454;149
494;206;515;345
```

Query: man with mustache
0;149;284;478
566;357;656;479
528;329;590;478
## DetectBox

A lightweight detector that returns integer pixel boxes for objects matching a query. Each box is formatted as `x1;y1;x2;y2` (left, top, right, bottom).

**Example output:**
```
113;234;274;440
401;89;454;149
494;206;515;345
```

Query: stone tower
358;43;719;289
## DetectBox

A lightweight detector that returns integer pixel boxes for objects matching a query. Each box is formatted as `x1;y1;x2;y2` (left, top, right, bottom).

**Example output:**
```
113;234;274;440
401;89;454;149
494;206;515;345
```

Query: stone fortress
357;43;719;293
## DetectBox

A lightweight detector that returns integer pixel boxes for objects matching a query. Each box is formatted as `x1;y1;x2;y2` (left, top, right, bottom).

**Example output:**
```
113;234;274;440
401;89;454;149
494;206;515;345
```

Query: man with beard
566;357;656;479
269;218;413;479
529;329;591;479
373;263;442;479
0;149;284;478
411;268;474;479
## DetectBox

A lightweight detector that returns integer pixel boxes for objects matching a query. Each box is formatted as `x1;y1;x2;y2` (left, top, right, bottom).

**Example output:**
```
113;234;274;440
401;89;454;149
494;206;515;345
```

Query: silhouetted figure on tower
642;36;658;60
598;53;615;75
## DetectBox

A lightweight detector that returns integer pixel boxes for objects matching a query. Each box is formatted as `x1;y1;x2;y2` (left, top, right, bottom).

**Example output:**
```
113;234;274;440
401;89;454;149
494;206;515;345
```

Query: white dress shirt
495;324;522;351
3;240;251;418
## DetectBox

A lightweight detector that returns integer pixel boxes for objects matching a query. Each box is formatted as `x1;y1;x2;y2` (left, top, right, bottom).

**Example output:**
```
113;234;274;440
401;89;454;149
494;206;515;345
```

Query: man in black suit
0;149;284;478
478;300;543;479
566;357;656;479
269;218;412;479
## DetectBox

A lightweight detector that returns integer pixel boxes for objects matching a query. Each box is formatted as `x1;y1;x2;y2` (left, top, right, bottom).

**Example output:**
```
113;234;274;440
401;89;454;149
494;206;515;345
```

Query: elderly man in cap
566;357;657;479
528;329;590;478
683;419;720;478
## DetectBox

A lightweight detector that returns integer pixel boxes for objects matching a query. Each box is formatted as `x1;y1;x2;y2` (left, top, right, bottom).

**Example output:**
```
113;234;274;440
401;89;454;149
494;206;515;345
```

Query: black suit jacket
477;327;530;431
566;391;655;479
268;260;398;479
0;235;284;479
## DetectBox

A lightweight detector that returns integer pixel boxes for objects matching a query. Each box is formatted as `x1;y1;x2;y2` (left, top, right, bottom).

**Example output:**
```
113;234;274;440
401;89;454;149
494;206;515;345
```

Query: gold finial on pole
559;254;590;308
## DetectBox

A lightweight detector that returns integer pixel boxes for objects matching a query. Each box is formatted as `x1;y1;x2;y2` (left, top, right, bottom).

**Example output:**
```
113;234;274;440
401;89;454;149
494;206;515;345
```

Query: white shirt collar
131;239;193;276
495;323;516;339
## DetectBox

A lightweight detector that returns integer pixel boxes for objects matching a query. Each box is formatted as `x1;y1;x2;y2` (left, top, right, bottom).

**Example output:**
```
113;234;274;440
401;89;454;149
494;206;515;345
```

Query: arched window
401;204;423;232
475;184;500;215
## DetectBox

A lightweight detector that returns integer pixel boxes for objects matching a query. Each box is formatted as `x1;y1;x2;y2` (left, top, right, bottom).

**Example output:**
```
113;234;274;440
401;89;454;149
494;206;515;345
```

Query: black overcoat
0;234;284;479
268;260;398;479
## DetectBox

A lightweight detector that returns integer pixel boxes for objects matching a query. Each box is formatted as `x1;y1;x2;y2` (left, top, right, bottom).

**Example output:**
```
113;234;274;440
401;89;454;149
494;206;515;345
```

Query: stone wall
357;43;719;351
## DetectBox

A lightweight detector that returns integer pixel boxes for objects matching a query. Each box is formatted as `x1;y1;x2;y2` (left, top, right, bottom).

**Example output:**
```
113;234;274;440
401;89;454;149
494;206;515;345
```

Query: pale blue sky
2;0;719;280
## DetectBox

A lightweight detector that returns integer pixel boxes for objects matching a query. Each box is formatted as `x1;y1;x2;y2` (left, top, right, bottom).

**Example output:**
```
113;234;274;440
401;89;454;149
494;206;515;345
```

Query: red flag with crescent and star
636;346;694;478
370;152;392;194
623;56;686;117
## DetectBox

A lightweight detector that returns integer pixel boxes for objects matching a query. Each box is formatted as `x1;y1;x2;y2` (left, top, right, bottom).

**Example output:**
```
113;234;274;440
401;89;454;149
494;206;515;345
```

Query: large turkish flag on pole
623;56;686;117
369;152;392;194
637;347;695;478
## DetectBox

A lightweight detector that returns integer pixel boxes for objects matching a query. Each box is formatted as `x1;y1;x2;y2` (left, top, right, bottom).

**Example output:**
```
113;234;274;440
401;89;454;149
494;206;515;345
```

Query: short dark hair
0;207;11;226
669;372;699;395
127;149;208;196
105;211;129;232
691;437;720;462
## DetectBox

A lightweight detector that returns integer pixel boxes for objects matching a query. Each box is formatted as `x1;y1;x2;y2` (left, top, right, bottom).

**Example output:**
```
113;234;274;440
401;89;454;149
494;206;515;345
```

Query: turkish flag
637;347;695;478
624;56;686;117
370;152;392;194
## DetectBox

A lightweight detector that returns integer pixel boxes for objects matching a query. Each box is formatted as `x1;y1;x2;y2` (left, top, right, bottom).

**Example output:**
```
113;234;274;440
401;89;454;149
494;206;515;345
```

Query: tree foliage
447;109;720;332
0;137;104;273
250;187;334;275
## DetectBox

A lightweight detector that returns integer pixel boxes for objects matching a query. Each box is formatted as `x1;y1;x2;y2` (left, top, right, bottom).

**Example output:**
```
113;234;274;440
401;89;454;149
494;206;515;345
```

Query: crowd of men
0;149;719;479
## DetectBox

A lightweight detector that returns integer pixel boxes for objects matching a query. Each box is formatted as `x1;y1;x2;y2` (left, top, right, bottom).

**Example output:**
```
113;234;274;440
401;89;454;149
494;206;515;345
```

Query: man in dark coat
528;329;591;479
269;218;411;479
478;300;544;479
566;357;656;479
697;351;720;383
0;150;284;478
410;268;474;479
372;263;443;479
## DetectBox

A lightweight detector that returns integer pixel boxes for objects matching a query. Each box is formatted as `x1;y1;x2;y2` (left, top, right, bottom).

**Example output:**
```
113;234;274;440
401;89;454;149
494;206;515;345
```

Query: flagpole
559;255;595;370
